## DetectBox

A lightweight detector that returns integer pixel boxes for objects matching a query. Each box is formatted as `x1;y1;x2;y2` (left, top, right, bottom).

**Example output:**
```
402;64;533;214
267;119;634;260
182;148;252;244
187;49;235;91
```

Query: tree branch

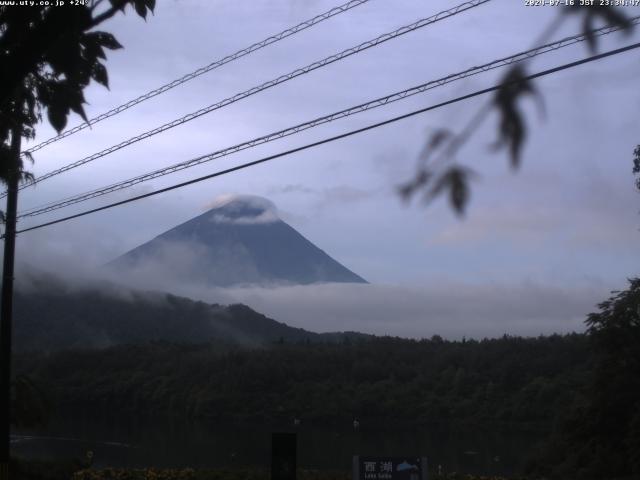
89;0;129;29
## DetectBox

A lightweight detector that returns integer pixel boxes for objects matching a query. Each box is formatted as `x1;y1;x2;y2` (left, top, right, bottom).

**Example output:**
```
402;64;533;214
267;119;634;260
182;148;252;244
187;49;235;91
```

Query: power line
6;0;491;198
21;0;373;156
12;41;640;237
17;18;639;219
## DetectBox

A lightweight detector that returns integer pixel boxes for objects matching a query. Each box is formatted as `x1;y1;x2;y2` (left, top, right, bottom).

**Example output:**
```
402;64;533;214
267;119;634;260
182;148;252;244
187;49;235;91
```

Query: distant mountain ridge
108;195;367;287
13;275;369;352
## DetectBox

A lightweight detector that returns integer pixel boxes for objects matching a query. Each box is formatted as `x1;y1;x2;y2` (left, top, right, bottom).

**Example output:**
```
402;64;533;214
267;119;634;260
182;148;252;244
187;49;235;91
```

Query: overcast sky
13;0;640;338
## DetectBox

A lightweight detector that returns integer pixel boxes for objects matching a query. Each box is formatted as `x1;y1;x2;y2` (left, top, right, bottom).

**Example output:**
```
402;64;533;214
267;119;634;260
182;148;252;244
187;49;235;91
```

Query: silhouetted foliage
566;4;635;53
529;279;640;479
15;334;590;432
401;6;635;216
0;0;155;184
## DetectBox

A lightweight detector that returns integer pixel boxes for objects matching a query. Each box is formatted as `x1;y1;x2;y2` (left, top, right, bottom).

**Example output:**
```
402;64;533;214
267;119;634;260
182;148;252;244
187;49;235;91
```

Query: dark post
0;127;21;480
352;455;360;480
271;432;297;480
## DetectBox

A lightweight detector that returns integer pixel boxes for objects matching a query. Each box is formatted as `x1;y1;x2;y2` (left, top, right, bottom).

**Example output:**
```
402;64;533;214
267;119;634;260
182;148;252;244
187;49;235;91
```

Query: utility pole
0;126;21;480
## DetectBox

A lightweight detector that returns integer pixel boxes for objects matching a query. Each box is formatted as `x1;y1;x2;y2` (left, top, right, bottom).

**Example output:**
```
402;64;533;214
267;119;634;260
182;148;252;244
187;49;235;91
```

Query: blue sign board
353;456;427;480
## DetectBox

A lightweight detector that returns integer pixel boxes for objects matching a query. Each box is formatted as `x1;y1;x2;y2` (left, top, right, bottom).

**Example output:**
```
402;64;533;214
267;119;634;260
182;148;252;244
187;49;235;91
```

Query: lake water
12;414;543;476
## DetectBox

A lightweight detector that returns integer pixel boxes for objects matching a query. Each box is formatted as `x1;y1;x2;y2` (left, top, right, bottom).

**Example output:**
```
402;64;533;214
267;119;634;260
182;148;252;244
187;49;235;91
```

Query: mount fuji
108;195;367;287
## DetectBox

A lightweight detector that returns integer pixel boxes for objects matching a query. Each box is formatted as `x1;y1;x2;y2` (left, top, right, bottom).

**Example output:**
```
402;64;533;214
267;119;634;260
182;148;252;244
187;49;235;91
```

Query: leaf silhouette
91;63;109;88
493;66;539;169
92;31;123;50
418;129;453;165
567;5;634;52
398;169;432;201
426;166;476;216
81;32;107;60
427;129;452;151
134;0;148;19
133;0;155;19
47;103;68;133
583;15;596;53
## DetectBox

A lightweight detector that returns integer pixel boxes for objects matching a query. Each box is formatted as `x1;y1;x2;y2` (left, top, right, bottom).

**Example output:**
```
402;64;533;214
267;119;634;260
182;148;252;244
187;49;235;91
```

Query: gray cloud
268;184;316;195
91;275;606;340
269;184;378;203
209;281;607;339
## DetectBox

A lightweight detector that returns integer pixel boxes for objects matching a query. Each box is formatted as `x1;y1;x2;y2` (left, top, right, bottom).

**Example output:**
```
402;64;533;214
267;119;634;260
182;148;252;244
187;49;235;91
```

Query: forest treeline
16;334;589;429
13;278;640;479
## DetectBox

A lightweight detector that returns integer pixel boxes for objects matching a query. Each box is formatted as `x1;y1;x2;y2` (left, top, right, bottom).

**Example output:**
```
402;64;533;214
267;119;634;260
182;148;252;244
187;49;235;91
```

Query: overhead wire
4;0;491;198
11;40;640;237
17;17;639;219
21;0;373;156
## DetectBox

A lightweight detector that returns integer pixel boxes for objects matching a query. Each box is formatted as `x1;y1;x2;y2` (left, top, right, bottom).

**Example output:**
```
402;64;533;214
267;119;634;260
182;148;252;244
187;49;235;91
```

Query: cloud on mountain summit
209;210;280;225
203;194;280;224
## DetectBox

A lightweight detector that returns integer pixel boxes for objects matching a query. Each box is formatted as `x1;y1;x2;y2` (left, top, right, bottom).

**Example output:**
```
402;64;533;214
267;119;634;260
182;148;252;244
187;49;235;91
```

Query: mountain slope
13;276;368;352
108;195;367;287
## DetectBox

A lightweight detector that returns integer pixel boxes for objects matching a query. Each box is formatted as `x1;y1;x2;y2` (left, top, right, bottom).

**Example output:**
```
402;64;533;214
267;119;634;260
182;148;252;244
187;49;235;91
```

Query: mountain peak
205;194;279;225
110;194;367;287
